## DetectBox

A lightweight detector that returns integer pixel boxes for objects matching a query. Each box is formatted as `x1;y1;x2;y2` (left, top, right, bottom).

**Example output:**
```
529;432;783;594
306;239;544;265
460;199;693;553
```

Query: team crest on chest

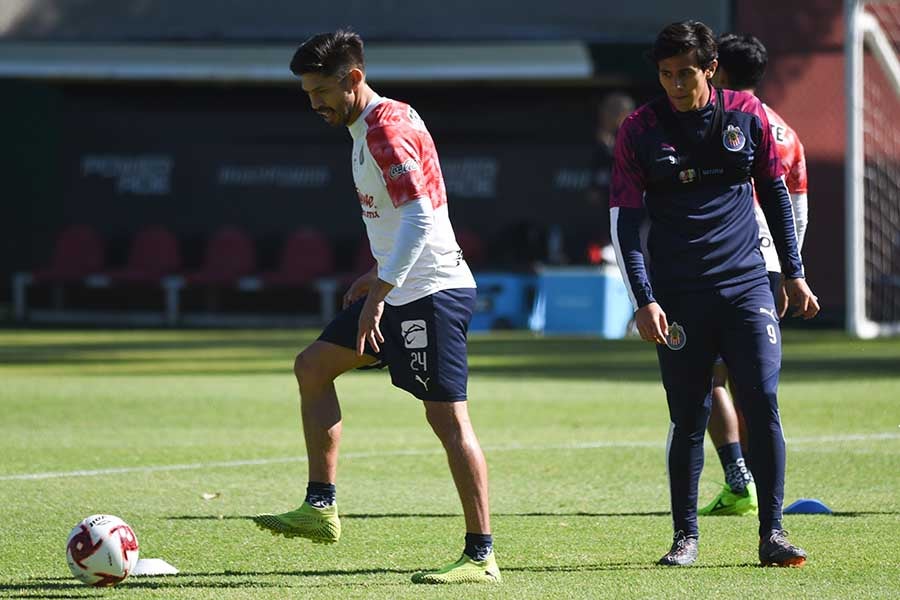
665;322;687;351
723;124;746;152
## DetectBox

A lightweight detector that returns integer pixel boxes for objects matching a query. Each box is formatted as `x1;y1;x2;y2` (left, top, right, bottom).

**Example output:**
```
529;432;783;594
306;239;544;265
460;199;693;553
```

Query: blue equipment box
470;272;536;331
529;266;634;338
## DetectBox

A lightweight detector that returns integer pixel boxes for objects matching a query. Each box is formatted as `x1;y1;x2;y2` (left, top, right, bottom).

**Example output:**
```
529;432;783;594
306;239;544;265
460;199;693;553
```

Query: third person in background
698;32;811;518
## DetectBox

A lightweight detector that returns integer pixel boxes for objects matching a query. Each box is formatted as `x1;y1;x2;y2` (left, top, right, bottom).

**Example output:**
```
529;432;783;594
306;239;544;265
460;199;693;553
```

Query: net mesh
862;1;900;323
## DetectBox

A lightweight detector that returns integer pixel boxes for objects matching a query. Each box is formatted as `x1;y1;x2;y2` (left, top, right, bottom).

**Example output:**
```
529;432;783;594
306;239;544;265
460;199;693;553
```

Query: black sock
716;443;753;493
464;533;493;561
305;481;336;508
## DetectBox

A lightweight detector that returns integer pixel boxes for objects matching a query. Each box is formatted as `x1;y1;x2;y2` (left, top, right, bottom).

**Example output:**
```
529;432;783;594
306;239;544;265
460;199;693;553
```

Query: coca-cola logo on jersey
389;159;419;179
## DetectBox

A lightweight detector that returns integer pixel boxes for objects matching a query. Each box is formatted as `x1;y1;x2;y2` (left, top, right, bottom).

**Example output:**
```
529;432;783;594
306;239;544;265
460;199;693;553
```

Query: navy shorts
661;276;782;380
318;288;476;402
714;272;781;366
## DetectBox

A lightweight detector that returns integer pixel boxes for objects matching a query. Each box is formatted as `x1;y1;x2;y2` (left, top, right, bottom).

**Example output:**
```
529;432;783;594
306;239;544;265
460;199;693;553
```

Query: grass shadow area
1;330;898;382
1;559;765;597
2;567;415;595
166;510;671;522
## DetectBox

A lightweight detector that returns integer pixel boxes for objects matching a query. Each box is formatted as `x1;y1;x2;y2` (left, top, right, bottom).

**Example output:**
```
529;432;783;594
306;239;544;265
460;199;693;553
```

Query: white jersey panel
348;96;475;306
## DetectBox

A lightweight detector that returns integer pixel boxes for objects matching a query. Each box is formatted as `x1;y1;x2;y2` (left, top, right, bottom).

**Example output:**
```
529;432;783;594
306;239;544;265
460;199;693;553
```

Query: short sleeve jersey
610;87;783;293
755;103;808;271
348;97;475;306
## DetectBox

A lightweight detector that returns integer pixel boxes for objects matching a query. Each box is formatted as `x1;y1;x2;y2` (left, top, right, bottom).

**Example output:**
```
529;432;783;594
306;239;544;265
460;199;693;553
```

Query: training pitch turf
1;328;898;599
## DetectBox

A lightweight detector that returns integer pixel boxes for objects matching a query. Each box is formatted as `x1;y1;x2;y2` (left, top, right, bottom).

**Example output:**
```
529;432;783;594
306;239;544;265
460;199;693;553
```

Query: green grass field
1;329;898;599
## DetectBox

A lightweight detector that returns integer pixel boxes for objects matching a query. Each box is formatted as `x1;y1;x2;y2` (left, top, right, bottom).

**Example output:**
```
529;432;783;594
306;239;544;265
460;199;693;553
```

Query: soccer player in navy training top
610;21;819;567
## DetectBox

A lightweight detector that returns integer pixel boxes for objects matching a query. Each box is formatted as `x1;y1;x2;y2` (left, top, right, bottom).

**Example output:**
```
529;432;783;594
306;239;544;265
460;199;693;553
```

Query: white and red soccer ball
65;514;139;586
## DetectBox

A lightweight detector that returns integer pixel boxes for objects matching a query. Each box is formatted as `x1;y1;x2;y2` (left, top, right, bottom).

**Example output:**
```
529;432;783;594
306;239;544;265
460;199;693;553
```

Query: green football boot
252;502;341;543
698;481;758;516
411;552;501;584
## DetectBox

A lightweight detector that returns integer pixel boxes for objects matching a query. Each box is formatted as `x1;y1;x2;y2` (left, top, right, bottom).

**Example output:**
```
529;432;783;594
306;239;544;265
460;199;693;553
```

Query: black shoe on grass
658;531;699;566
759;529;807;567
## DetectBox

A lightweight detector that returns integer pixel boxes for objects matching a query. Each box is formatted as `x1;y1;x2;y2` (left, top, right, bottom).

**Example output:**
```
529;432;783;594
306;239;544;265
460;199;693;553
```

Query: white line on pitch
2;433;898;482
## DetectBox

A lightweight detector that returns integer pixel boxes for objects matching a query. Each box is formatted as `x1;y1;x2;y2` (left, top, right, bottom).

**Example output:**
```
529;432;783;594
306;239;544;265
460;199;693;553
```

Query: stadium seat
94;226;181;285
33;224;105;283
12;224;106;320
162;226;257;325
238;228;339;324
183;226;257;286
257;228;335;286
73;225;183;325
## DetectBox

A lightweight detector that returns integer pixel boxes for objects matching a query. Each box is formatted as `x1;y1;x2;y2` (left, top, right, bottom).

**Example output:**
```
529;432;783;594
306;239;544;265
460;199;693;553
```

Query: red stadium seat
259;228;335;286
236;229;339;324
31;224;105;283
184;226;256;285
12;224;106;320
100;226;181;284
159;227;257;324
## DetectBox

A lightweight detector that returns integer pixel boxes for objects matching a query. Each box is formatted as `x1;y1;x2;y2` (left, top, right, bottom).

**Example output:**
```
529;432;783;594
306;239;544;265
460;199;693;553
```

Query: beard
317;106;349;127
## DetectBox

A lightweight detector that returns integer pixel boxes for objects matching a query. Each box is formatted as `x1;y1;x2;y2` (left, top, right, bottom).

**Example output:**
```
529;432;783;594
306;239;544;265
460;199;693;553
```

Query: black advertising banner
45;83;628;271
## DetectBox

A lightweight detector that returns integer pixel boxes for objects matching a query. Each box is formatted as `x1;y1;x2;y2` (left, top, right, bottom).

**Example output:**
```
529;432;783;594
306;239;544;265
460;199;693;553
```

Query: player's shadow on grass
0;578;286;593
187;568;418;578
502;562;760;572
831;510;900;517
1;574;402;594
6;558;768;594
167;510;671;522
3;568;422;593
344;511;673;519
169;508;900;521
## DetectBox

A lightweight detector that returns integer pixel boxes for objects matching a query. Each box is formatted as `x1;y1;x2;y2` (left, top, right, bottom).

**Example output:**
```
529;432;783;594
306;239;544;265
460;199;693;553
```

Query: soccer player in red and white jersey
252;30;500;584
698;33;811;518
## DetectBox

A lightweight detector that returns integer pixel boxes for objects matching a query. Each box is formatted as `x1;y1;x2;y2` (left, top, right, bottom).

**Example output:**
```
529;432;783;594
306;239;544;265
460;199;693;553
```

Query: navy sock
464;533;493;561
305;481;336;508
717;442;753;493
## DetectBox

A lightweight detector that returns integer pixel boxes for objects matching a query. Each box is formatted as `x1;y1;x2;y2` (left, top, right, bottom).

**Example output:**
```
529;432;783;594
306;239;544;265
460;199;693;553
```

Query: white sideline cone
132;558;179;576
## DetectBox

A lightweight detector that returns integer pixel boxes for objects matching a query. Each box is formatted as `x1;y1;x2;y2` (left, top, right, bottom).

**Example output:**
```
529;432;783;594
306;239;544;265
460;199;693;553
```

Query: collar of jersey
348;94;385;139
666;83;717;115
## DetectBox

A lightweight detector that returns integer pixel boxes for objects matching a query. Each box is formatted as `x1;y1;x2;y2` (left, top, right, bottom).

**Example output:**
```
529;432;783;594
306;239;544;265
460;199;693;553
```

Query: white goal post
845;0;900;338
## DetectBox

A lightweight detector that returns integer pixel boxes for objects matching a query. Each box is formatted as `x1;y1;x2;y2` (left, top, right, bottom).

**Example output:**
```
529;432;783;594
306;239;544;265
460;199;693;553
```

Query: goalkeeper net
846;0;900;338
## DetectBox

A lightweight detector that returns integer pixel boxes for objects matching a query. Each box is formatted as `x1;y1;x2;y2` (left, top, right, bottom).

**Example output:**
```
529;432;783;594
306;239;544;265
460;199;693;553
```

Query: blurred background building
0;1;867;326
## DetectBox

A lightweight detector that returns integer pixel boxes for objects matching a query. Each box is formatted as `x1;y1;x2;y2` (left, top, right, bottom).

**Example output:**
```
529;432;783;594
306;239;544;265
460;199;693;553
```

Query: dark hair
650;20;717;70
290;29;365;77
716;33;768;89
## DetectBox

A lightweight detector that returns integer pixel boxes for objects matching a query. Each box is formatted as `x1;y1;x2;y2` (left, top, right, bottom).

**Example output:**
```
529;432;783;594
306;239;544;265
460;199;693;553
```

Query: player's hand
343;272;376;308
356;295;385;356
784;277;820;319
635;302;669;344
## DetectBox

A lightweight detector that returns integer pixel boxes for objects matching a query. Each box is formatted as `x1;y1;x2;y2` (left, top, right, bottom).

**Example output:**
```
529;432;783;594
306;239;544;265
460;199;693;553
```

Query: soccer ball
65;514;139;586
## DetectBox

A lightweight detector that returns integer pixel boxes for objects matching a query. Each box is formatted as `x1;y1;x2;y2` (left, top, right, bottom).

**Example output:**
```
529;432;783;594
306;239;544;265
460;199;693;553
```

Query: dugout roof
1;1;729;44
0;0;729;83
